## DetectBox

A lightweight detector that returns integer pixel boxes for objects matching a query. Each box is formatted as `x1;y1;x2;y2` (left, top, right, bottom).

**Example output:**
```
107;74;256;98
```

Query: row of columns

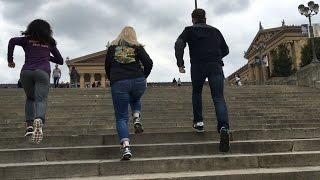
78;73;108;88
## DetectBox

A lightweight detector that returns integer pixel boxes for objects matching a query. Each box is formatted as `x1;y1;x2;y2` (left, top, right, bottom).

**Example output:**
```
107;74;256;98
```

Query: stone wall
265;75;297;85
297;63;320;88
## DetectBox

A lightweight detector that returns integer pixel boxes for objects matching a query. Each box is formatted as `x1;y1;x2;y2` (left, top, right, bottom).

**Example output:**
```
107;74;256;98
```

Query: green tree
272;44;293;77
301;37;320;67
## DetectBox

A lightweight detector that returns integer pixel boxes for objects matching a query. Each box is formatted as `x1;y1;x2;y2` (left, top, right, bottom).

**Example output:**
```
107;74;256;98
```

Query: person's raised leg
33;70;50;144
111;80;132;160
20;70;35;137
208;71;230;152
129;77;146;134
191;64;206;133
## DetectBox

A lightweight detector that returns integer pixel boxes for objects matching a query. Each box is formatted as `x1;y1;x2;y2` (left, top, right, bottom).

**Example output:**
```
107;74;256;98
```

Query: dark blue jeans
191;62;229;131
111;77;146;144
53;77;60;88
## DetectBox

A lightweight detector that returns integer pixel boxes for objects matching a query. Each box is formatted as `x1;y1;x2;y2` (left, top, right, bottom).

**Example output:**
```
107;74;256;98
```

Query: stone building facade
228;23;308;85
66;50;108;88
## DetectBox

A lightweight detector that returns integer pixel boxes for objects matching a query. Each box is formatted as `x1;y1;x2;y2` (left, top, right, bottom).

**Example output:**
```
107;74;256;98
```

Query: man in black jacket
175;9;230;152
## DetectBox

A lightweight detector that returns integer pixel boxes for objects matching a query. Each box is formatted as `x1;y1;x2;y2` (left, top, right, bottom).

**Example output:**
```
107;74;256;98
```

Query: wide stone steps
1;138;320;164
2;151;320;179
62;167;320;180
1;119;320;129
1;129;320;149
0;85;320;179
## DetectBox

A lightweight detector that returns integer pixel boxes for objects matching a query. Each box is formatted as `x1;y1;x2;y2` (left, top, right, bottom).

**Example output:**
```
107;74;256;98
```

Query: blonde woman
105;26;153;160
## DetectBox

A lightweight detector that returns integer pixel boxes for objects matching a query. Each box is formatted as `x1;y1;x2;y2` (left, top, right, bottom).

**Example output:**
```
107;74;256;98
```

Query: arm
7;37;26;64
58;69;61;77
218;31;229;58
50;46;64;65
105;46;114;80
137;46;153;78
174;28;188;68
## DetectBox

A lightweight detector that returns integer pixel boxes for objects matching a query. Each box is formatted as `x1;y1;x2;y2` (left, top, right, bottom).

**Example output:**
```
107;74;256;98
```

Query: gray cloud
1;0;46;24
0;0;259;83
205;0;252;16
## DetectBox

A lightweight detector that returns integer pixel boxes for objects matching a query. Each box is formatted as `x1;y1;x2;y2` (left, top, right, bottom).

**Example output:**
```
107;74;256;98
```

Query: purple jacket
7;37;64;75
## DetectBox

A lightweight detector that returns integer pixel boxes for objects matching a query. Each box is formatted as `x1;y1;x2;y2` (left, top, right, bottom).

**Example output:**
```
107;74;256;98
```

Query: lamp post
298;1;319;63
195;0;197;9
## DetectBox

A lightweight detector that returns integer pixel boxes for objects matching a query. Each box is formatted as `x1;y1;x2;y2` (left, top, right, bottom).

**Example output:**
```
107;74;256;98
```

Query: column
249;64;255;82
101;74;106;88
90;73;95;87
268;53;274;76
79;73;85;88
254;64;260;84
290;42;297;70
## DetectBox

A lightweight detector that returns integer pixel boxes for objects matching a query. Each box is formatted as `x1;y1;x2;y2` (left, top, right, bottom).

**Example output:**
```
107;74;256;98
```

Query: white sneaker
32;118;43;144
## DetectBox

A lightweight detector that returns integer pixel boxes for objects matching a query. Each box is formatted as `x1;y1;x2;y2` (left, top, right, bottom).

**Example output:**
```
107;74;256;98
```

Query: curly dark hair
22;19;56;46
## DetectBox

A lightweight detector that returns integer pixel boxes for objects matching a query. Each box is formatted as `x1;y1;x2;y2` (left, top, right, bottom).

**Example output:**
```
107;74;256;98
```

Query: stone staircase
1;85;320;179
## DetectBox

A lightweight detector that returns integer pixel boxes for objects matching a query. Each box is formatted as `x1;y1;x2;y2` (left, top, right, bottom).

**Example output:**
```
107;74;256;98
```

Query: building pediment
245;26;302;59
66;50;107;65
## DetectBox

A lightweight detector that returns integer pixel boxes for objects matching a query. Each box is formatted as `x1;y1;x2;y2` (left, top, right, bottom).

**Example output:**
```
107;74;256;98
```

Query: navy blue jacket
175;23;229;67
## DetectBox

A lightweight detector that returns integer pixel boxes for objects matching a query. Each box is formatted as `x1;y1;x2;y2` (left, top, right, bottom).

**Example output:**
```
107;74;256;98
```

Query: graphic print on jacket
114;46;136;64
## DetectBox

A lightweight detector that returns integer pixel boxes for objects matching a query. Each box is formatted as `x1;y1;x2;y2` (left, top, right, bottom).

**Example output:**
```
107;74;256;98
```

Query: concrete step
0;138;319;163
2;118;320;128
61;166;320;180
0;129;319;149
2;124;320;138
2;151;320;179
1;123;320;134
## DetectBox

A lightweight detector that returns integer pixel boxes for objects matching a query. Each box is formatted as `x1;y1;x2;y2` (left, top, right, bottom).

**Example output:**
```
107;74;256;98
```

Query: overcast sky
0;0;319;83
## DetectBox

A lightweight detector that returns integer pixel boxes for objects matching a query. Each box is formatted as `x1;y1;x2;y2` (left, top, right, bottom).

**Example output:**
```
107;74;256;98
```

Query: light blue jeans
111;77;146;144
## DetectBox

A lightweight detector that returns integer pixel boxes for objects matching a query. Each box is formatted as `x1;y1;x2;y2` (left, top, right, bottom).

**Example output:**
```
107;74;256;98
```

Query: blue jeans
191;62;229;131
111;77;146;144
53;77;60;88
20;70;50;125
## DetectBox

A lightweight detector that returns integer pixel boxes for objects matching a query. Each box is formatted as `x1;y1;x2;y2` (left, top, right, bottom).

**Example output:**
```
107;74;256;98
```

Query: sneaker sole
32;119;43;144
134;123;144;134
25;132;33;137
121;153;132;161
196;129;205;133
219;130;230;152
193;126;205;133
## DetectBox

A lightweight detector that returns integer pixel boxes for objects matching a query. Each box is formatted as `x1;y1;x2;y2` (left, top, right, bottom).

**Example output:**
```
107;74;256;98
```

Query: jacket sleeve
7;37;27;63
105;46;114;80
137;46;153;78
174;28;188;68
50;46;64;65
218;31;229;58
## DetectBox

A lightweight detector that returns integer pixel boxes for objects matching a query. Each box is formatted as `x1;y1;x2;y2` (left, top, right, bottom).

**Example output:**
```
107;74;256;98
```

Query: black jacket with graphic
175;23;229;67
105;45;153;83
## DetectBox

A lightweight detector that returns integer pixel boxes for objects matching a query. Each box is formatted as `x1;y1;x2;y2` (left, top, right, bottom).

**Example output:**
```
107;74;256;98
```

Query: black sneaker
121;146;132;160
219;127;230;152
133;117;144;134
25;126;34;137
193;122;204;133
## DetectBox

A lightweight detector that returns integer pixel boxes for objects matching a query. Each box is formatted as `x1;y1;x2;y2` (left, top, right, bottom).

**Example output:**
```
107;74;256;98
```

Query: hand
179;67;186;73
8;62;15;68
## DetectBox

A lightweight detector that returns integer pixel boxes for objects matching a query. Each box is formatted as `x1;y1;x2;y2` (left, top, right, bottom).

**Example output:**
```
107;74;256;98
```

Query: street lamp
298;1;319;63
195;0;198;9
